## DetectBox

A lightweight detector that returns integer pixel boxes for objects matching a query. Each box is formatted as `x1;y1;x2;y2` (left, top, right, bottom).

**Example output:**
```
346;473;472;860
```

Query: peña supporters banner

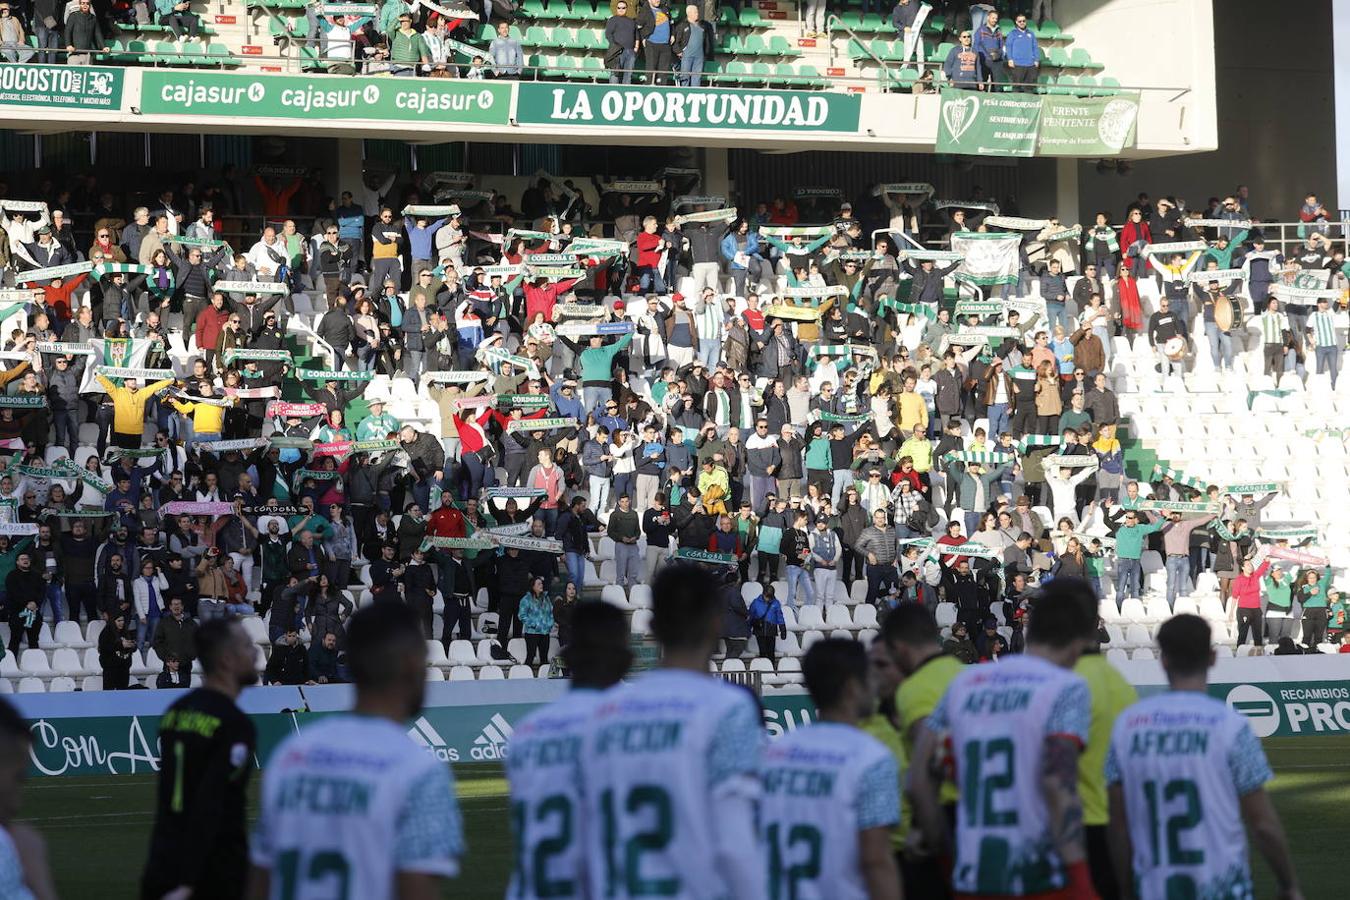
950;231;1022;285
936;88;1140;157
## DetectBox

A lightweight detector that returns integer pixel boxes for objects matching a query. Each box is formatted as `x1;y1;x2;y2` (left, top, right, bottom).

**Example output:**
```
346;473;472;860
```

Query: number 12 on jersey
600;785;679;897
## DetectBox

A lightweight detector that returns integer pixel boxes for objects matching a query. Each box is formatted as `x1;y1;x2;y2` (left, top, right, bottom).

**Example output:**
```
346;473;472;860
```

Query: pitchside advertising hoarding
15;655;1350;777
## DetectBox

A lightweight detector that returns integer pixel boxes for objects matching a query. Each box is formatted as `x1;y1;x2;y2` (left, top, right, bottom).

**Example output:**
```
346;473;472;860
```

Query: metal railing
1226;220;1349;258
824;13;889;83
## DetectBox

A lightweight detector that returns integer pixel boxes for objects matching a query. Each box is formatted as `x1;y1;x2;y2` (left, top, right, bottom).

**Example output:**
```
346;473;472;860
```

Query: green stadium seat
721;33;744;54
723;59;751;84
718;5;738;26
152;40;181;64
742;33;767;55
929;41;952;62
771;62;797;86
845;37;865;59
1046;45;1069;67
795;63;825;88
1068;47;1101;70
738;6;762;27
1098;75;1121;93
207;42;239;65
1035;19;1061;38
750;61;771;83
767;35;798;57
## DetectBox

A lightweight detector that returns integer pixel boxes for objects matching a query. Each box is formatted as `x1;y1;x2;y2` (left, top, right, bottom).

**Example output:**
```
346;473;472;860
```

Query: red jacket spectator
636;231;663;269
194;304;231;352
523;276;583;323
253;176;303;220
427;505;466;538
1120;217;1151;251
1232;559;1270;609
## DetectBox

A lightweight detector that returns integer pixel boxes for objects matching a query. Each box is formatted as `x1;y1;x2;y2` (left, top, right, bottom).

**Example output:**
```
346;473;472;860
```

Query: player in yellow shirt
882;602;964;898
1071;587;1138;900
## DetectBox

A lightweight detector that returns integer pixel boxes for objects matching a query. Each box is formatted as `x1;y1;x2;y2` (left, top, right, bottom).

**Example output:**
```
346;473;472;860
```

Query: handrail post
826;13;890;87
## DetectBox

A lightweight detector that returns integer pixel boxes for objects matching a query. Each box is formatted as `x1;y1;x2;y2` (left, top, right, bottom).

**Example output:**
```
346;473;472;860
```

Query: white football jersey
505;687;605;900
580;668;764;900
761;721;900;900
251;714;464;900
1105;691;1272;900
927;654;1090;897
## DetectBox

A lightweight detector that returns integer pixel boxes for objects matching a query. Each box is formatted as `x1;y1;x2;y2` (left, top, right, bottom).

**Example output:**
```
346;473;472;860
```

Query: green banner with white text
139;70;511;125
516;83;861;132
936;88;1140;157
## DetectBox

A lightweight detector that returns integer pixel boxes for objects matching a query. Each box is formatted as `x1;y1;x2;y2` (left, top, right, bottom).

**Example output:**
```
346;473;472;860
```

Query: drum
1163;336;1187;361
1214;294;1233;332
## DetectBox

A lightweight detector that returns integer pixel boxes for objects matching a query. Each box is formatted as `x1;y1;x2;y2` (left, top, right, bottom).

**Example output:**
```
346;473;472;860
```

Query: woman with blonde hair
1033;359;1062;433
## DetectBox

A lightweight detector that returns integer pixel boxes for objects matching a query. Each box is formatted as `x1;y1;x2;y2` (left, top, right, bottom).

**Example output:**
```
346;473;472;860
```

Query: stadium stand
0;0;1110;92
0;164;1340;693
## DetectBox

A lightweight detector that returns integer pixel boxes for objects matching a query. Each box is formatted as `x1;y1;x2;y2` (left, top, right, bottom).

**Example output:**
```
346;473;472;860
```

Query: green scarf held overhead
1084;226;1119;255
878;298;936;320
1247;389;1293;409
1150;464;1209;492
0;303;27;324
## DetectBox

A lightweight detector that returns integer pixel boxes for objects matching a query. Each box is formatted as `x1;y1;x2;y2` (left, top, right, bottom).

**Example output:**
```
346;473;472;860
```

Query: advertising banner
139;70;511;126
0;63;122;110
516;83;861;132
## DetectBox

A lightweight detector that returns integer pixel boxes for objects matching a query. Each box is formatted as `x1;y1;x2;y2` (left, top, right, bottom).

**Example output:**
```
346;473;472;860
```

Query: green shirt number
276;849;351;900
766;822;823;900
600;785;678;897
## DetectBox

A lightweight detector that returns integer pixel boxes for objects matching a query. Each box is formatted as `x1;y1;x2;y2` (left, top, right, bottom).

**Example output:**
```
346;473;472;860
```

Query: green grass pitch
18;737;1347;898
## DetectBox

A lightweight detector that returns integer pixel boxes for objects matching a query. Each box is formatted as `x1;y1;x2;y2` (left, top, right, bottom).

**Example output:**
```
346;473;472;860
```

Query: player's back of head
567;601;632;689
801;638;867;713
347;602;427;690
879;602;939;650
651;563;720;653
195;616;248;679
1156;614;1212;679
1026;578;1097;650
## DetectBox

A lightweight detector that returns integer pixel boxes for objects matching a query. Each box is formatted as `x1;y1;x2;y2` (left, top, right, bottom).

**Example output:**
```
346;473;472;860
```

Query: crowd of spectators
0;166;1340;694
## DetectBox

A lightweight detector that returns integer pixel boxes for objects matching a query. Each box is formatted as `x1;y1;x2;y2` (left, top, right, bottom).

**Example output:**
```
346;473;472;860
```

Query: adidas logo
407;716;460;763
470;713;514;761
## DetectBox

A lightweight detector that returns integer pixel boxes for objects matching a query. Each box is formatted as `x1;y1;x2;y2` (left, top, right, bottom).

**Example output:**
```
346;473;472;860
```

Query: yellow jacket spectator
170;389;235;440
895;382;928;435
95;374;174;447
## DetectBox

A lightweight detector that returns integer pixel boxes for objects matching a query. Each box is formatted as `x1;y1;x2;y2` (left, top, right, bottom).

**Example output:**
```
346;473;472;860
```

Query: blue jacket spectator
972;22;1003;66
719;230;762;270
890;0;920;33
403;215;447;262
942;36;985;86
1005;22;1039;66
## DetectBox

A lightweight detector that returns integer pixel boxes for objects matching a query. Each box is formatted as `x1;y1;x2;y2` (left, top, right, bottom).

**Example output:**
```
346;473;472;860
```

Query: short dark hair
567;601;632;689
801;638;867;711
651;563;720;651
1156;614;1211;677
194;617;243;676
347;602;425;688
1026;578;1097;649
880;602;939;649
